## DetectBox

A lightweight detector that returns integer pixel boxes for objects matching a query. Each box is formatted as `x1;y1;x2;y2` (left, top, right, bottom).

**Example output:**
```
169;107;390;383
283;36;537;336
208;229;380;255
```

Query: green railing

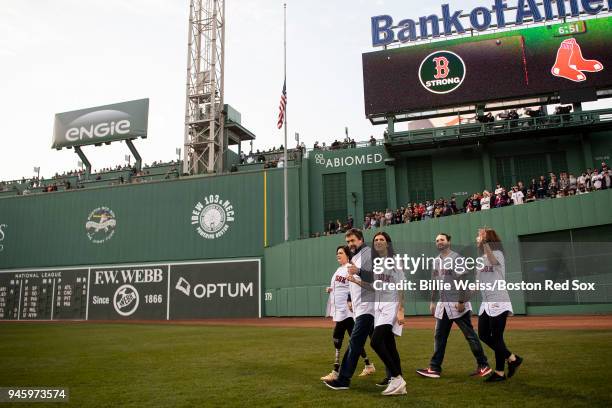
387;108;612;147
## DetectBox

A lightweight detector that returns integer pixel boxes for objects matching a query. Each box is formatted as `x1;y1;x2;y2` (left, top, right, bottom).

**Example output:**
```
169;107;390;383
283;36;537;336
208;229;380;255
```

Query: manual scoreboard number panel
0;269;88;320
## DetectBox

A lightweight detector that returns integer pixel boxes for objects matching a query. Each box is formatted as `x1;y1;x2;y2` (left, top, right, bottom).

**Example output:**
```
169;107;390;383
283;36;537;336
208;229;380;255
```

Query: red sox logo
433;57;450;79
419;50;466;94
551;38;604;83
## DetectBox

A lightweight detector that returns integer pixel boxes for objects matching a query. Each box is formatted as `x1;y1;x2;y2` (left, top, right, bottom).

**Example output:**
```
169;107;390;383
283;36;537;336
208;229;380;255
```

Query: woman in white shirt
369;232;406;396
480;191;491;210
591;170;603;190
321;245;373;381
476;228;523;382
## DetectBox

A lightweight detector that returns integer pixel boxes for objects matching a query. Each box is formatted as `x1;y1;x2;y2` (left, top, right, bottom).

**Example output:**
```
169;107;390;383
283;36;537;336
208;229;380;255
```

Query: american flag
277;80;287;129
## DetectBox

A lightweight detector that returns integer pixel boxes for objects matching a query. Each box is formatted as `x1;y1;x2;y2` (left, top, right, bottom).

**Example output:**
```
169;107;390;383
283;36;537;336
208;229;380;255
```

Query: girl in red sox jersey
321;245;374;382
476;228;523;382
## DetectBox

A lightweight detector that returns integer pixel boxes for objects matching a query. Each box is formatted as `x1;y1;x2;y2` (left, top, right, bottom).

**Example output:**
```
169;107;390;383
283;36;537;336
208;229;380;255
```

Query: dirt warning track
6;315;610;330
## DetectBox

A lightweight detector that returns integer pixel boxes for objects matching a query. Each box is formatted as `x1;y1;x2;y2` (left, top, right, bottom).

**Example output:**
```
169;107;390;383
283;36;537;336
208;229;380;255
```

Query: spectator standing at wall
493;193;504;208
394;210;403;225
385;209;393;225
336;219;345;234
577;172;589;190
450;196;458;213
591;169;603;190
517;181;527;196
470;194;481;212
510;186;524;205
494;184;503;196
601;162;611;189
536;176;547;199
480;191;491;210
568;174;577;192
347;215;354;229
559;172;569;192
424;201;434;219
363;216;371;230
529;178;537;194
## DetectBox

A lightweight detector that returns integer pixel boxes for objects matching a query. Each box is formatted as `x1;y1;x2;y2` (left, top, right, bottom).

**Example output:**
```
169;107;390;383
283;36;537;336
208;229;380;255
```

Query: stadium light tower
183;0;225;175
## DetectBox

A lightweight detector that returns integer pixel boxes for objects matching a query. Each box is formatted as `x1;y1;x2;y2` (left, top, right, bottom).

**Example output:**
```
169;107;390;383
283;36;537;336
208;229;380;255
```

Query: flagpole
283;2;289;242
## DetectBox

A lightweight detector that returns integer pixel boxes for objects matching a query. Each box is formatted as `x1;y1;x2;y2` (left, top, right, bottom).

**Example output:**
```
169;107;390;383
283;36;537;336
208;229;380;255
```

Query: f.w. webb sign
52;98;149;150
85;259;260;320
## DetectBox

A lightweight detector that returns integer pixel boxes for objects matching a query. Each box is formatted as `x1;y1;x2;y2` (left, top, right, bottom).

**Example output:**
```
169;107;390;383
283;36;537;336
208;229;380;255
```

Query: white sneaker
320;371;338;381
382;376;406;396
385;383;407;396
382;376;397;395
358;363;376;376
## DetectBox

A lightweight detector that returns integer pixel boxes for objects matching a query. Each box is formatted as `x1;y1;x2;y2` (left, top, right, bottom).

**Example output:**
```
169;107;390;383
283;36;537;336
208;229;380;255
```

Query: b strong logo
419;50;466;94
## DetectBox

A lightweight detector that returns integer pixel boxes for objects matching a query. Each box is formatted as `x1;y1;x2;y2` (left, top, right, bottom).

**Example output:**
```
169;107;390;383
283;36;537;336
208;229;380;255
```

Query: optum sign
52;98;149;150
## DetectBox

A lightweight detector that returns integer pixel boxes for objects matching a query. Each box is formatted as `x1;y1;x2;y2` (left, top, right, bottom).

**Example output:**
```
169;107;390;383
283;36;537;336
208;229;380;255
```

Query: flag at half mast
277;80;287;129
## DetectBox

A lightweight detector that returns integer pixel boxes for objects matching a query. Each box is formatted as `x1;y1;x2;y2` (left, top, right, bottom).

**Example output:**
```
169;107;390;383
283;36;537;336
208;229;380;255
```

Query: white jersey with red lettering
477;250;513;317
374;264;405;336
433;251;472;320
327;265;354;322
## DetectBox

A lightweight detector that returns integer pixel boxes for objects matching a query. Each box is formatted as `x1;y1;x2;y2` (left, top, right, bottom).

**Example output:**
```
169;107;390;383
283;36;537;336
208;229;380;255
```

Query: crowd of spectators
237;145;306;171
313;135;378;151
236;135;381;171
475;105;572;124
0;160;181;195
316;162;611;237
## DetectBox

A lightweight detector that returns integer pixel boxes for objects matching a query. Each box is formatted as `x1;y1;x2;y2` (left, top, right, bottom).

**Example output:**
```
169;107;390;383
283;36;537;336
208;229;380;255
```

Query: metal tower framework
183;0;225;175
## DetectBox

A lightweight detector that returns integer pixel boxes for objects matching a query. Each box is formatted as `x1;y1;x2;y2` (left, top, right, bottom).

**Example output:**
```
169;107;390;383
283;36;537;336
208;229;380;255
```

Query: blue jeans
429;310;488;372
337;314;374;385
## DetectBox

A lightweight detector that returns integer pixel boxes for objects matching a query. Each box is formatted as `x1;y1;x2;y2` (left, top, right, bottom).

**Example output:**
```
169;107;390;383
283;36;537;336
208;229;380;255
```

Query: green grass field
0;323;611;407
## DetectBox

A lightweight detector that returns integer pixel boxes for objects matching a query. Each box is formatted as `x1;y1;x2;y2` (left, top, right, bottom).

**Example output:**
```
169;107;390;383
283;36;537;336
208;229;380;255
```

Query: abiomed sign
52;98;149;150
371;0;612;46
314;153;384;169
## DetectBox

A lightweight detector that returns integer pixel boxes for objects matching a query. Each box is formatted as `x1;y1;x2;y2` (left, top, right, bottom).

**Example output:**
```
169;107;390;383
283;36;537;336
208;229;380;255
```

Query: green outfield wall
0;167;300;270
1;123;611;318
264;189;612;317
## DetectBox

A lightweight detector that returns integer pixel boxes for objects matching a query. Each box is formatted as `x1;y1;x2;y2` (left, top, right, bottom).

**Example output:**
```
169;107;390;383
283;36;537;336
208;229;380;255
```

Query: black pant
333;317;369;360
371;324;402;377
478;311;512;372
338;314;374;385
430;310;488;372
333;317;354;350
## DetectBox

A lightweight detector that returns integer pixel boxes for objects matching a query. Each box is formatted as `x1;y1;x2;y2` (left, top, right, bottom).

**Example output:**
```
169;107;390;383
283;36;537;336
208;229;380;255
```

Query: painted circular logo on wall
86;207;116;244
191;195;235;240
113;284;139;317
419;50;466;94
200;203;226;234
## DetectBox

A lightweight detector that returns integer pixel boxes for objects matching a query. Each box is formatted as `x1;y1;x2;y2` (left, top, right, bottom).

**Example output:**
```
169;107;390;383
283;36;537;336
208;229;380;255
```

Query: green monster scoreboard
0;270;88;320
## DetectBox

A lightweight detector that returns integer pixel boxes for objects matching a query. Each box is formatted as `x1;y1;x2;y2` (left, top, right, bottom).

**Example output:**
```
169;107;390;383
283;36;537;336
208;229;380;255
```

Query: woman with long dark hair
369;232;406;396
321;245;374;382
476;228;523;382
